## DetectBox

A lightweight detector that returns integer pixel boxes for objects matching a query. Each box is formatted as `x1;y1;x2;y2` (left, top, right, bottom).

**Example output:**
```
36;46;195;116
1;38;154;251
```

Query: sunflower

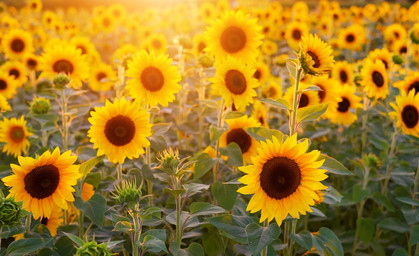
0;71;18;99
108;3;127;23
42;11;57;29
298;34;334;76
261;78;283;100
367;48;392;71
40;207;63;237
210;56;258;110
1;61;28;87
96;11;116;33
82;183;95;202
392;40;408;55
285;21;309;50
327;85;362;126
142;33;168;54
284;84;320;109
24;54;40;71
199;2;217;23
70;36;100;61
311;76;342;118
361;59;389;99
39;43;89;89
220;115;260;164
193;34;207;57
204;10;262;61
88;97;151;164
88;62;117;92
338;24;366;51
0;94;11;112
0;116;32;157
253;61;271;86
384;23;407;43
251;100;269;128
111;44;138;64
394;72;419;95
27;0;42;13
2;148;80;220
332;61;353;85
238;134;328;226
390;90;419;137
261;40;278;56
317;17;333;37
2;29;34;59
126;50;181;107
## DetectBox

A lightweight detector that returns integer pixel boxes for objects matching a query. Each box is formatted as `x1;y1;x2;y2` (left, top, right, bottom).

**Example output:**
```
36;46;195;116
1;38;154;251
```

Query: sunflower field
0;0;419;255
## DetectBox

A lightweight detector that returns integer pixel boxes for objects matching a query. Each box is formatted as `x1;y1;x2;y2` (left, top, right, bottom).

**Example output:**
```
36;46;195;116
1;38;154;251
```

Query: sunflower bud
30;97;51;114
363;153;379;169
178;36;193;49
0;197;25;226
157;148;180;174
112;180;142;208
198;55;214;68
76;240;113;256
393;54;404;65
52;74;70;89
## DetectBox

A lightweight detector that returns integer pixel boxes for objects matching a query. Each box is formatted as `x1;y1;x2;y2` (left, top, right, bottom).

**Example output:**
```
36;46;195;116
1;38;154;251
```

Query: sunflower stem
213;100;225;184
288;220;297;256
289;67;303;136
381;123;398;195
283;222;289;250
176;191;182;246
261;220;268;256
145;104;153;206
79;211;84;239
198;66;206;150
25;214;31;233
117;163;123;182
60;88;68;152
414;160;419;203
360;95;369;154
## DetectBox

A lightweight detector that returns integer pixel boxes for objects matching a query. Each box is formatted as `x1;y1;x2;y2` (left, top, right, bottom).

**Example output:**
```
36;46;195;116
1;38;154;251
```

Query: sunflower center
337;97;350;112
198;42;206;53
9;126;25;143
260;156;302;200
24;165;60;199
400;46;407;54
299;93;309;108
346;34;355;43
53;59;74;75
140;66;164;92
9;69;20;79
316;85;326;102
372;71;384;88
11;38;25;53
27;59;37;68
292;29;301;40
0;79;7;90
77;46;87;55
220;26;247;54
394;31;400;39
226;128;252;154
307;51;320;68
402;105;419;128
258;116;265;125
339;70;348;83
152;39;162;49
225;69;247;95
381;59;388;69
41;217;48;225
408;81;419;94
104;115;136;146
254;69;261;80
103;17;111;27
96;72;107;82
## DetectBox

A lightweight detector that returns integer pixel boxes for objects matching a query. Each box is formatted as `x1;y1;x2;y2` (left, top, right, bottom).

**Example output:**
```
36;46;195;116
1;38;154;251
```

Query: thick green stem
79;212;84;239
25;215;31;233
146;146;153;206
360;95;369;153
117;163;123;182
60;89;68;151
212;100;224;183
381;126;398;195
283;222;289;248
132;210;140;256
413;160;419;203
288;220;297;256
176;193;182;246
261;220;268;256
289;67;303;136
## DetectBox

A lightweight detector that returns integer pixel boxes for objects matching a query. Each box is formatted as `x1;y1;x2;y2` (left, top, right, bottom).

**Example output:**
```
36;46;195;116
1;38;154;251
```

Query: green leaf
378;218;410;233
411;225;419;244
372;192;395;212
63;232;84;247
352;184;369;203
224;111;246;119
356;218;375;244
74;194;107;227
313;227;343;256
79;155;105;178
392;248;409;256
207;215;254;244
55;236;76;256
259;98;290;110
291;230;312;250
245;127;284;143
183;183;210;197
300;85;323;92
210;126;228;144
297;103;328;123
152;122;172;136
170;242;204;256
6;238;53;256
190;202;227;217
211;182;238;211
194;153;217;180
318;154;353;176
286;61;297;80
112;221;133;233
149;135;167;152
84;172;101;188
323;187;343;204
140;229;166;243
396;197;419;206
141;235;168;253
219;143;243;166
245;223;281;255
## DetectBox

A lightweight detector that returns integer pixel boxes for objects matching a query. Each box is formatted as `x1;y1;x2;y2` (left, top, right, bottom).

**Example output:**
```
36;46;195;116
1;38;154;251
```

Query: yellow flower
0;116;32;157
238;134;328;226
82;183;95;202
390;90;419;137
361;59;389;99
338;24;366;51
1;61;28;87
2;29;34;60
0;94;11;112
2;148;81;220
327;85;362;126
40;207;63;237
0;71;18;99
285;21;309;50
88;62;117;92
332;61;354;85
298;34;334;76
394;71;419;95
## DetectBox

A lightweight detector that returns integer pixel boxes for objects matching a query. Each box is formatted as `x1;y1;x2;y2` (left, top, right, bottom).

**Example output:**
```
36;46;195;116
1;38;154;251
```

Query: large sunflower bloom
238;134;328;226
204;10;263;61
0;71;19;99
126;50;181;107
394;71;419;95
332;61;354;86
0;116;33;157
220;115;260;164
298;34;334;76
210;56;258;110
2;29;34;60
88;97;152;164
2;148;81;220
39;43;89;89
361;59;389;100
390;90;419;137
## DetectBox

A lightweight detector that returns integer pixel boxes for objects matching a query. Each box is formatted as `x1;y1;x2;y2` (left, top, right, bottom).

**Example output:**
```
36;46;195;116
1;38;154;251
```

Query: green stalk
261;220;268;256
381;125;398;195
60;89;68;151
212;100;224;183
175;192;182;246
25;215;31;233
288;220;297;256
360;95;369;153
145;104;153;206
79;211;84;239
198;67;206;150
289;67;303;135
117;163;123;182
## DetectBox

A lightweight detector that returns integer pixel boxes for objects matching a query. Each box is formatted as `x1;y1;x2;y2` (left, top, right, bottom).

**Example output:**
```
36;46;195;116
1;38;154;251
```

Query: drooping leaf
356;218;375;244
211;182;238;211
79;155;105;178
194;153;217;180
318;154;353;176
6;238;53;256
297;104;328;123
259;98;290;110
74;194;107;227
190;202;227;217
245;222;281;255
